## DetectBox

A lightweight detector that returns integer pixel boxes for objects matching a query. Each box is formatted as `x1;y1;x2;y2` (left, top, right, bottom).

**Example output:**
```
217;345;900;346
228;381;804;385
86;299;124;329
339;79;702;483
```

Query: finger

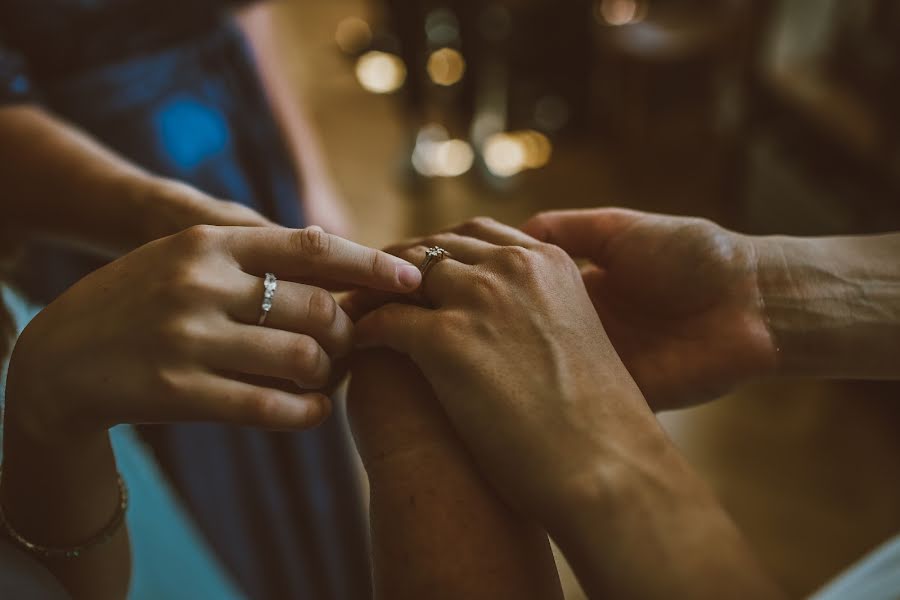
170;370;331;429
224;225;423;293
448;216;543;247
210;325;332;389
354;303;435;356
382;232;495;265
341;289;407;322
520;208;639;258
388;244;471;306
227;273;353;357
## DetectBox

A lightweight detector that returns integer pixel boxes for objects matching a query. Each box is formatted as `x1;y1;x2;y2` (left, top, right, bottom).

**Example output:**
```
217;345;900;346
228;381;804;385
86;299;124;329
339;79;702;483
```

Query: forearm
348;350;564;600
544;413;783;599
2;389;129;600
236;4;333;193
754;233;900;379
0;105;268;255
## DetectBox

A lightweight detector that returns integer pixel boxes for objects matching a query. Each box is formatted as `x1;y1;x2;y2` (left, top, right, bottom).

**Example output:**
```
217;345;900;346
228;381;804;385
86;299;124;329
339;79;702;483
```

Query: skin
237;2;354;238
522;208;777;411
348;349;564;600
3;226;421;600
0;105;271;256
522;208;900;402
351;217;784;599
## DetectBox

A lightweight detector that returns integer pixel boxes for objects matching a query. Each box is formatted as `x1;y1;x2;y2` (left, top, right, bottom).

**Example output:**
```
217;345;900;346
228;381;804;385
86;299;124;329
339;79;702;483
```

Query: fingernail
397;264;422;290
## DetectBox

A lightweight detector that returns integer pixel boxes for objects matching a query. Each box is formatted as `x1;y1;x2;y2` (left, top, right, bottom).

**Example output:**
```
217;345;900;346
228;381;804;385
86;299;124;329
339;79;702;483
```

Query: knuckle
241;390;279;425
537;241;571;263
293;226;330;258
497;245;538;270
177;224;221;252
160;317;207;357
162;263;220;306
306;288;338;327
152;367;186;400
455;216;496;235
287;337;322;371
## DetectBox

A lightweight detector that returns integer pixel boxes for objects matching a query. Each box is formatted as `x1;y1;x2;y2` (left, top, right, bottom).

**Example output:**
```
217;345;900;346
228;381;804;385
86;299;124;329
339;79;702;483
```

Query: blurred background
266;0;900;597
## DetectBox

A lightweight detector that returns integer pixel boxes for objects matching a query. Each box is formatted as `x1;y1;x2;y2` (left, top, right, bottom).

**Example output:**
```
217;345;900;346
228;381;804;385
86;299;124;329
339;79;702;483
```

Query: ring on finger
257;272;278;326
419;246;449;280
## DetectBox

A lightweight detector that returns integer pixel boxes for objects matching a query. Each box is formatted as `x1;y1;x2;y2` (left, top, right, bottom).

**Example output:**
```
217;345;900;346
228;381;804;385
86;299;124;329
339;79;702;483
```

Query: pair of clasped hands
10;207;771;516
7;207;785;597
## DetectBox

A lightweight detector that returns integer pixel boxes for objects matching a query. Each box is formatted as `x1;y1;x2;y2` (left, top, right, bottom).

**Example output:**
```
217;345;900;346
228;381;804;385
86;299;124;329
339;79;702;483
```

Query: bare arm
756;233;900;379
348;349;564;600
1;418;127;600
1;226;420;599
0;105;270;256
352;218;785;599
236;2;352;236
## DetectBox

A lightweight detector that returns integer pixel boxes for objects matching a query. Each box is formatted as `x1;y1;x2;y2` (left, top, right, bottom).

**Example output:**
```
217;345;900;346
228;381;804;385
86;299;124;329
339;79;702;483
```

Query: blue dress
0;3;371;598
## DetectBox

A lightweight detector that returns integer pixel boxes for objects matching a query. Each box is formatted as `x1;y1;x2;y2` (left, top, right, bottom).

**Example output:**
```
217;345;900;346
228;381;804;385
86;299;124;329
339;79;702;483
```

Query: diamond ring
419;246;448;279
257;273;278;326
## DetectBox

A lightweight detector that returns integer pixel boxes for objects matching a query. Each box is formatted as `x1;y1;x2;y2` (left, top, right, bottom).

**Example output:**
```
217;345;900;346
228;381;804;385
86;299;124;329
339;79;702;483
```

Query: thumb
354;303;434;356
521;208;638;259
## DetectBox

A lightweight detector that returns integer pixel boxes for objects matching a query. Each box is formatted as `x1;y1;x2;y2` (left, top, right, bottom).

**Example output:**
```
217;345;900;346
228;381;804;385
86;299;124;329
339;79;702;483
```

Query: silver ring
257;273;278;326
419;246;448;279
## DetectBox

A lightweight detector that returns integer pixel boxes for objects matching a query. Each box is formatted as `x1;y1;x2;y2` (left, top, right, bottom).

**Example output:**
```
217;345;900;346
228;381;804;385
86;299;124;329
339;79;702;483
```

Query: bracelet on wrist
0;469;128;559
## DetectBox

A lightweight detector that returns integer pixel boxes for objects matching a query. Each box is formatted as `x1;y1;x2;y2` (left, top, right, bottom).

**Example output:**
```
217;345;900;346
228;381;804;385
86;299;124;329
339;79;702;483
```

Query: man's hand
523;208;778;410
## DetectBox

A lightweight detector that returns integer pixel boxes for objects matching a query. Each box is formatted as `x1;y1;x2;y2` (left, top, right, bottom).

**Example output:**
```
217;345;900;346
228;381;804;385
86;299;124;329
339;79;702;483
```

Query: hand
522;208;777;410
349;218;658;520
348;218;783;600
6;225;422;444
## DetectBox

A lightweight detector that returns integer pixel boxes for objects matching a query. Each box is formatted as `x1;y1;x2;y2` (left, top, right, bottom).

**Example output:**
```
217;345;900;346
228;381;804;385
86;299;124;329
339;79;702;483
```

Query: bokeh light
483;133;528;177
355;51;407;94
483;130;553;177
595;0;646;26
412;124;474;177
335;17;372;55
427;48;467;86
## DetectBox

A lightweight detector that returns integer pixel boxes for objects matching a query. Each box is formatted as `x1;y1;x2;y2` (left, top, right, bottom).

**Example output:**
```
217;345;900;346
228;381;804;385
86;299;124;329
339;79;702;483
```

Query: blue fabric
0;5;371;599
0;286;246;600
811;533;900;600
0;40;33;104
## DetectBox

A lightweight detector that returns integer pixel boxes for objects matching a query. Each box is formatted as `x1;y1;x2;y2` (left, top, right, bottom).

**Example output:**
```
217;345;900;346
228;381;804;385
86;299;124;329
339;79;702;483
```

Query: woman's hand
348;218;783;599
522;208;777;410
349;217;655;518
5;224;422;443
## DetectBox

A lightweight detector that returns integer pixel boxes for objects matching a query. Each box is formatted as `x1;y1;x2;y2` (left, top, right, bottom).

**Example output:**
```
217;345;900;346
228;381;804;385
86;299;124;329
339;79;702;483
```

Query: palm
583;215;775;410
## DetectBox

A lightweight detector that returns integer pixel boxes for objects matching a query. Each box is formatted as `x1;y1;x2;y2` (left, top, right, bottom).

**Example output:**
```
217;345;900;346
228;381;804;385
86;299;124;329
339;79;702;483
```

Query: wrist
5;325;104;449
131;178;217;245
751;233;900;378
534;394;675;528
541;417;701;545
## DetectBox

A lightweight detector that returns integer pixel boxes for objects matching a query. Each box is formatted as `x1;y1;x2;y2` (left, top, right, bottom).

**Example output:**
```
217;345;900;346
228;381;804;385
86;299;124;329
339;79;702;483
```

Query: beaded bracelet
0;470;128;559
